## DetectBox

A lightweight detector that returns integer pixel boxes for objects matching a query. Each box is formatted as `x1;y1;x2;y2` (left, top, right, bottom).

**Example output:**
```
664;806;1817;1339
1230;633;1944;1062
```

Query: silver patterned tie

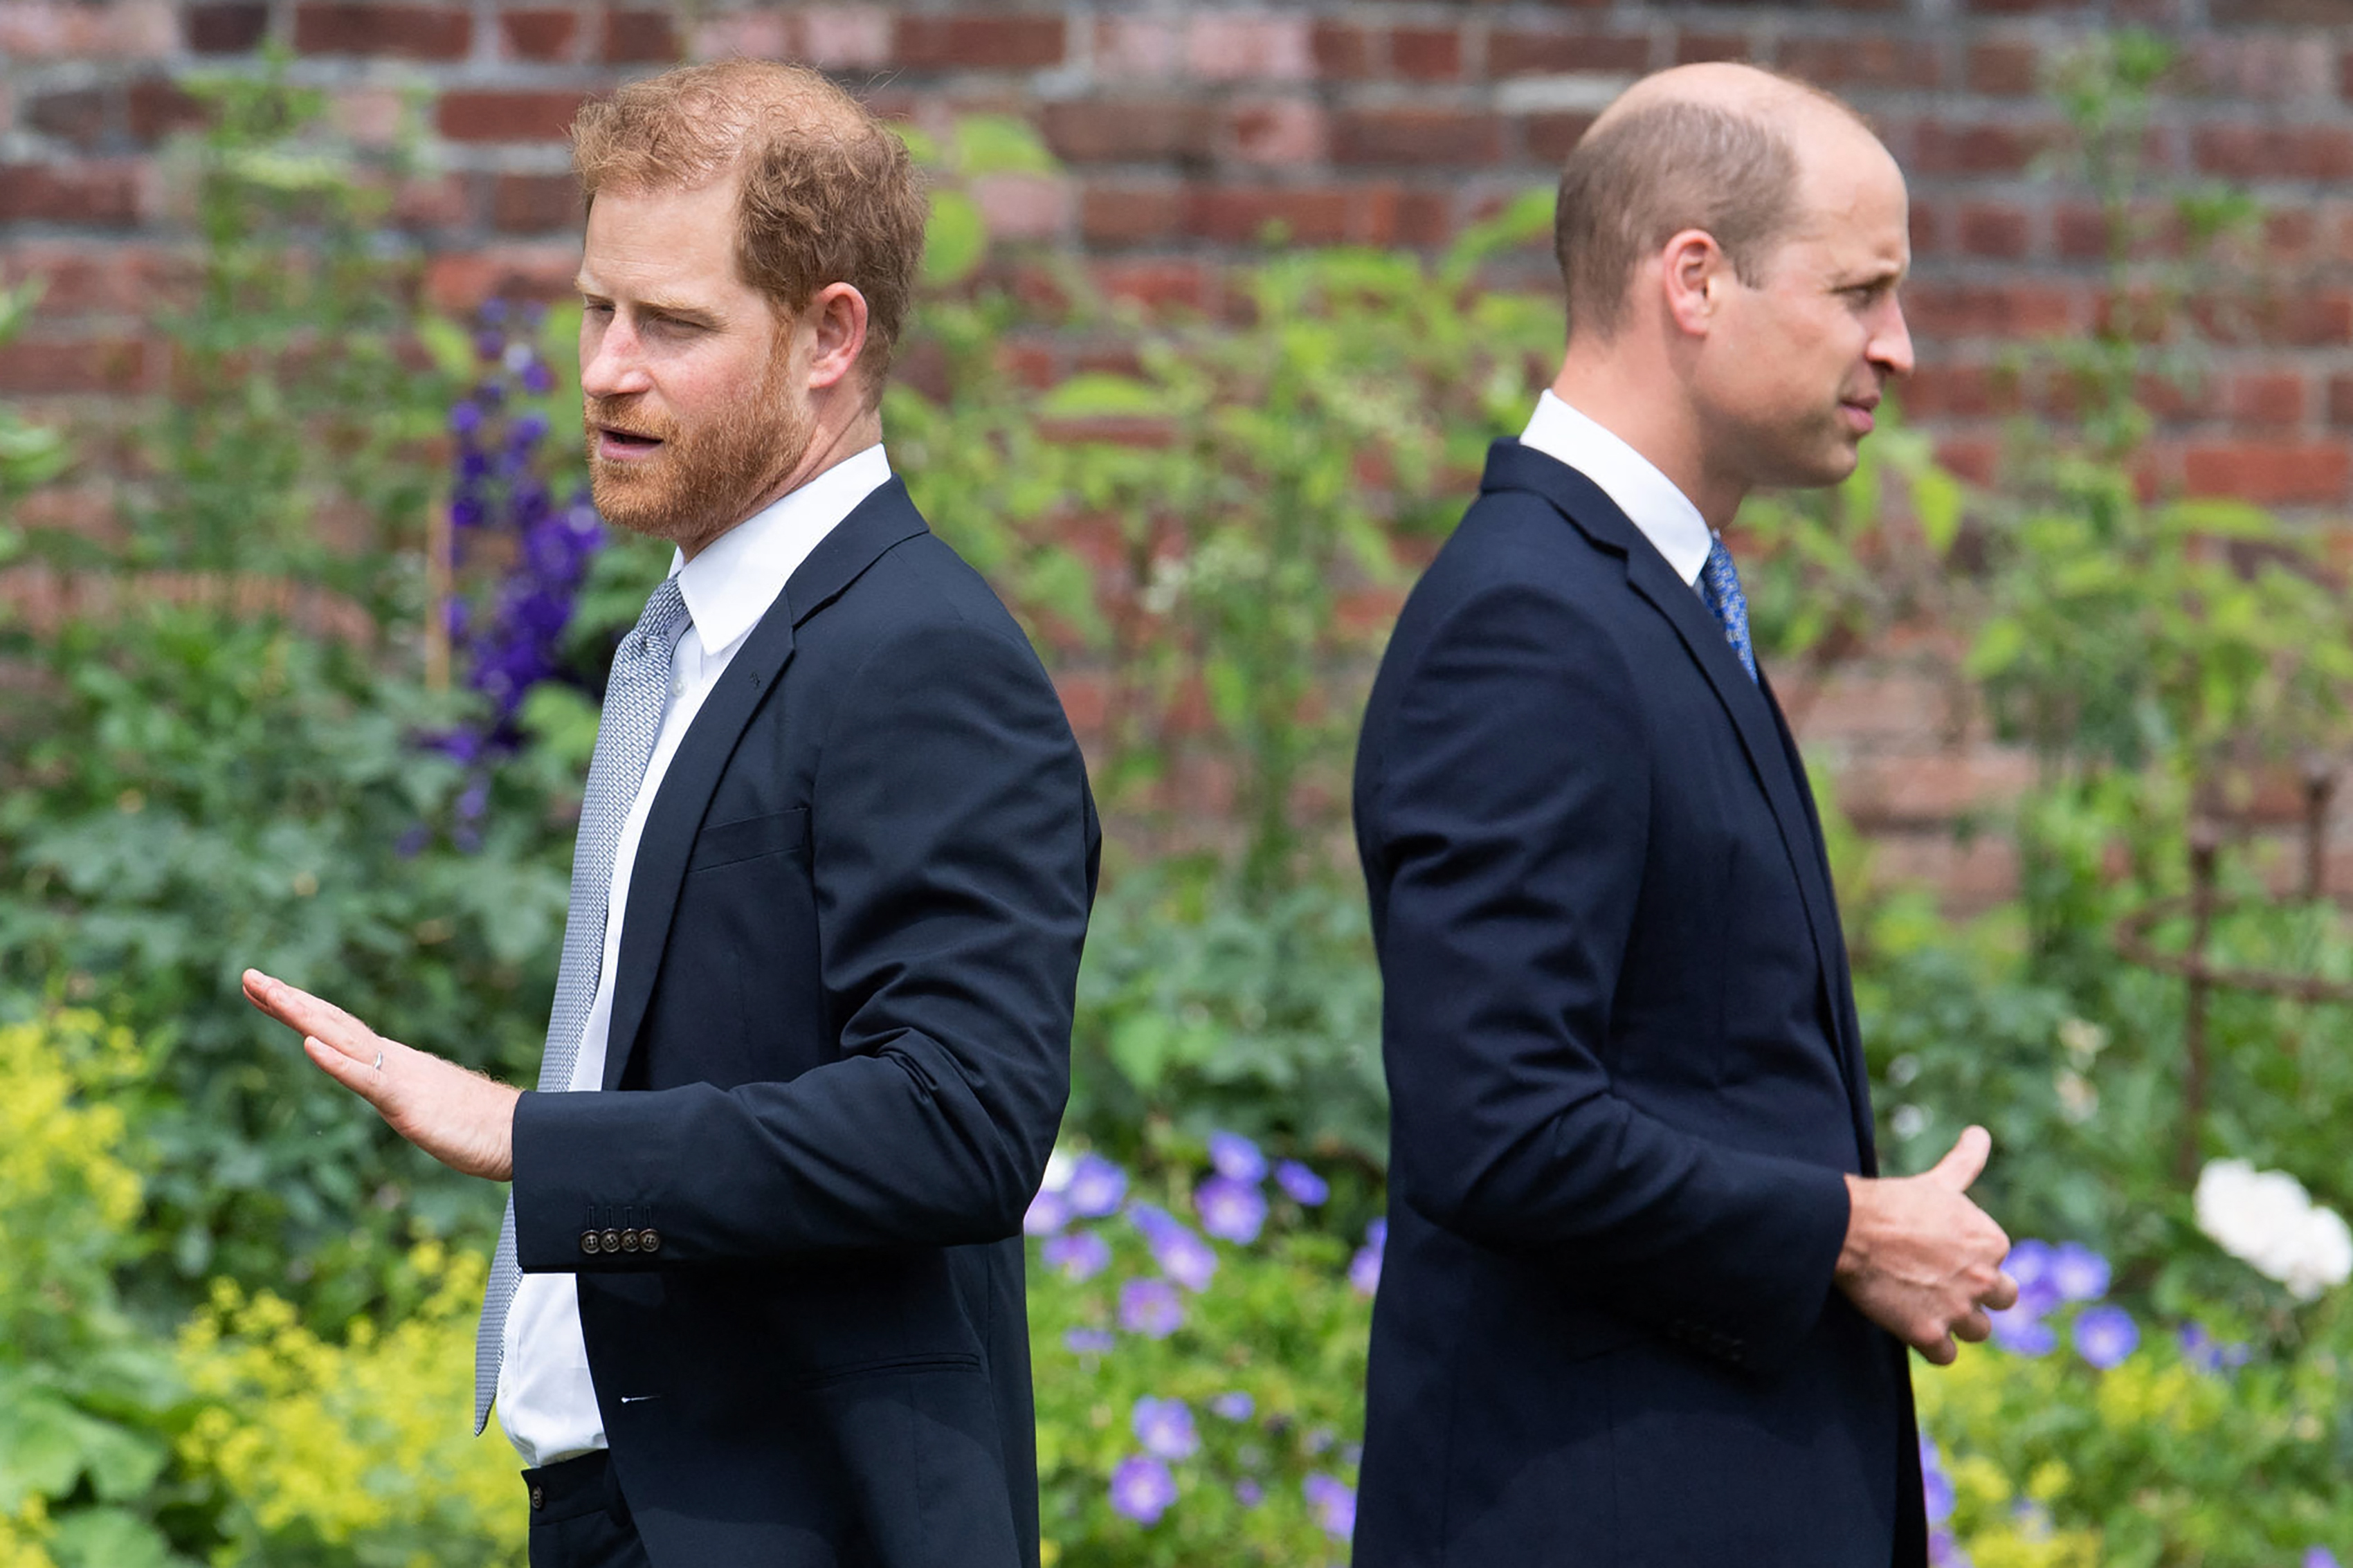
475;574;691;1433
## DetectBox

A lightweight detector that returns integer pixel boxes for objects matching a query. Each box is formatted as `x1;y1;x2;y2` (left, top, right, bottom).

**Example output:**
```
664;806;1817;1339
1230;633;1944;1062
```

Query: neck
677;402;884;563
1549;350;1746;533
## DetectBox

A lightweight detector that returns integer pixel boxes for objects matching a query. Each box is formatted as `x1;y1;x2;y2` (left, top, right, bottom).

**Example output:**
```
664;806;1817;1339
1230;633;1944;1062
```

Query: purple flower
1210;1391;1255;1421
2073;1304;2138;1369
394;823;430;859
508;410;551;449
1120;1278;1183;1338
1024;1187;1070;1237
1042;1230;1109;1282
1208;1130;1267;1184
1989;1304;2055;1356
1234;1477;1264;1507
448;399;484;435
2177;1321;2251;1376
1108;1455;1176;1526
2048;1242;2109;1304
1929;1526;1970;1567
520;358;556;395
473;329;504;363
1350;1218;1387;1297
1065;1153;1127;1217
1064;1327;1113;1354
2307;1550;2342;1568
1132;1396;1199;1461
1132;1205;1217;1291
1275;1160;1329;1205
1302;1474;1356;1540
1195;1176;1268;1245
2003;1239;2062;1318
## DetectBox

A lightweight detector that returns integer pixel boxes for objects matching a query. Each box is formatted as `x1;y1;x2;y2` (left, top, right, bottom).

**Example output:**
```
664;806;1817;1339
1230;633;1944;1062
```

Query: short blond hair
571;60;928;400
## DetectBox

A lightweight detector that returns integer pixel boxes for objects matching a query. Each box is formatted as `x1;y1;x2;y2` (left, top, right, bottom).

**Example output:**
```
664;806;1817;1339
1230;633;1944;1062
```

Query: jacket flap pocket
687;807;809;872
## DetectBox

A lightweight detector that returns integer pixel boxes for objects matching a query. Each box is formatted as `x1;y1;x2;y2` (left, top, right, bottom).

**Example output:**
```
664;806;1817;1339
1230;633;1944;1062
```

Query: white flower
2055;1070;2098;1124
1040;1145;1076;1195
2057;1017;2109;1070
2195;1158;2353;1302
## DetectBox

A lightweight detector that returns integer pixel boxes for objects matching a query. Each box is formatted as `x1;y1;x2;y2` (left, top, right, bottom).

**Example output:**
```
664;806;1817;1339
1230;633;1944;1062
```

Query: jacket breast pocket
686;807;808;873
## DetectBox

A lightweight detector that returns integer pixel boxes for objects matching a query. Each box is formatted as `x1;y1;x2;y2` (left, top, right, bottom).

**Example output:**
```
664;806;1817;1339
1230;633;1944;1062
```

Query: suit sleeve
1366;578;1849;1373
510;614;1097;1266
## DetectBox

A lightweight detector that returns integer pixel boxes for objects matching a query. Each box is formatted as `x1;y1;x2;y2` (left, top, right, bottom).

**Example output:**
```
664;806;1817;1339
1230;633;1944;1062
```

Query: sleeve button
641;1228;662;1254
619;1229;640;1252
580;1230;601;1255
601;1229;622;1253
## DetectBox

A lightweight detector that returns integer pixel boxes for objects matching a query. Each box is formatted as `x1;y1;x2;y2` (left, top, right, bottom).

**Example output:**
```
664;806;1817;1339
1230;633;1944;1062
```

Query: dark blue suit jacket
1350;443;1923;1566
507;480;1098;1567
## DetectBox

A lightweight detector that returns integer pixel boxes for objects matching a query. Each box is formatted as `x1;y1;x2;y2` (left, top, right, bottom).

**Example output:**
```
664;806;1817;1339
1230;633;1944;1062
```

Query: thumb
1927;1125;1991;1191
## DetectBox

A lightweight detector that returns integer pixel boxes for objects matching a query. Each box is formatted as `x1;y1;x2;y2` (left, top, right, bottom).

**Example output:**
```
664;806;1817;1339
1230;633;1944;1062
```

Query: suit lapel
601;478;931;1090
1480;441;1869;1136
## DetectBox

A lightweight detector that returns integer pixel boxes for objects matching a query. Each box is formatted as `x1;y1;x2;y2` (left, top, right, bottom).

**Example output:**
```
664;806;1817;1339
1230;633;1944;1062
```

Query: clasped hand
1835;1125;2017;1365
242;968;520;1181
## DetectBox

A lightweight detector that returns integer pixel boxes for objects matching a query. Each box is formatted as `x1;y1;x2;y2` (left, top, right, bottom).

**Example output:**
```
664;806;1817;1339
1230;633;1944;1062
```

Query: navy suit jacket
1350;443;1923;1567
508;480;1099;1567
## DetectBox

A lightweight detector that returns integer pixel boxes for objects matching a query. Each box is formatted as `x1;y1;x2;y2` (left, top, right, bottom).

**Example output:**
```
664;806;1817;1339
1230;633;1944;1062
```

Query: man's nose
579;318;653;399
1871;300;1916;381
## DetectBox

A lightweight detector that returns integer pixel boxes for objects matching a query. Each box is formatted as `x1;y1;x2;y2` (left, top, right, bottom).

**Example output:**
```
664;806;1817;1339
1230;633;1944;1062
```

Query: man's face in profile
574;176;814;554
1698;127;1916;493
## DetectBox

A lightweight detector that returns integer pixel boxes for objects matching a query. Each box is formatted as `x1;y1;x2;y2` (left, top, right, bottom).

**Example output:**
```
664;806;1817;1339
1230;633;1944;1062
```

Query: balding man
1351;66;2015;1565
243;61;1098;1567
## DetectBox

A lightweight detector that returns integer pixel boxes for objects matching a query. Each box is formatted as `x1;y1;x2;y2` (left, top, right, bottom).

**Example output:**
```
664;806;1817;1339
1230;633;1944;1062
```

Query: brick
1871;832;2019;911
1525;113;1597;164
2188;36;2334;100
601;8;677;63
1391;26;1464;82
1489;28;1652;77
1905;280;2078;338
893;15;1065;71
2053;203;2112;261
0;241;190;313
2192;124;2353;182
127;77;207;144
1778;36;1940;89
1041;100;1212;165
500;7;577;60
1674;30;1754;66
1182;183;1352;245
183;1;268;53
1310;20;1374;80
492;172;579;233
2328;374;2353;428
1787;673;1956;747
1909;119;2062;176
435;90;590;143
1078;182;1183;246
1089;258;1211;312
1899;361;2016;419
2183;439;2350;503
1223;100;1328;166
692;11;794;61
1186;15;1313;81
1094;17;1182;80
1838;751;2036;827
1;0;173;56
296;3;471;57
1955;201;2031;259
1967;39;2041;95
391;172;467;228
0;163;145;226
2227;371;2307;425
423;244;581;312
799;8;891;69
2213;0;2353;22
0;334;155;394
972;173;1070;241
1332;108;1505;168
29;89;111;151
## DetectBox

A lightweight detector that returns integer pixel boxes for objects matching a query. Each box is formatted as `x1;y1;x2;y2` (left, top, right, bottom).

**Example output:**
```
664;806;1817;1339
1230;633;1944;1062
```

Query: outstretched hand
1834;1125;2017;1366
242;968;520;1181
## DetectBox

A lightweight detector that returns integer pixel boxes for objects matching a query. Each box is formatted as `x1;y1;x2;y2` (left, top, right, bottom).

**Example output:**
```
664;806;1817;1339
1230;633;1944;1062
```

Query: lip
1839;400;1878;435
595;427;664;461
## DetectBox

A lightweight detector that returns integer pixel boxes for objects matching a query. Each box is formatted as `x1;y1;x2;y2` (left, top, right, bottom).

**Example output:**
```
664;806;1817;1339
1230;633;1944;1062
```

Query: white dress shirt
1519;390;1714;590
497;444;893;1468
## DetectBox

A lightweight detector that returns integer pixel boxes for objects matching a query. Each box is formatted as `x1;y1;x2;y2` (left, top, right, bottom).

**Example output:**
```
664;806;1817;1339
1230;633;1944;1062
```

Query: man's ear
1657;229;1727;338
802;282;870;393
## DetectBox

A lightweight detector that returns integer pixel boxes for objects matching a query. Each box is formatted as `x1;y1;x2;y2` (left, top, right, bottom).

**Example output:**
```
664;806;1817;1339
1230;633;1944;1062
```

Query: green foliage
0;284;69;562
1028;1144;1368;1566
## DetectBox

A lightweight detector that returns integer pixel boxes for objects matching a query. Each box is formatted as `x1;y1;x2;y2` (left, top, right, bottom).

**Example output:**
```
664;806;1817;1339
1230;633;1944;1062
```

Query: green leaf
923;189;988;286
954;113;1059;177
415;315;478;380
1038;374;1162;419
1914;467;1964;556
49;1508;172;1568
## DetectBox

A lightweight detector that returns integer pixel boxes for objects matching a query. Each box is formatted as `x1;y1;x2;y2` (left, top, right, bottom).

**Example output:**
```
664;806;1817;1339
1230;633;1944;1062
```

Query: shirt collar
1519;391;1714;587
669;444;893;659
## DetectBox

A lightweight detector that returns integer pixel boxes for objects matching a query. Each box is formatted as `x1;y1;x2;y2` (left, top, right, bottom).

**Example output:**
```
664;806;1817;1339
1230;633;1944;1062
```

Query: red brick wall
8;0;2353;904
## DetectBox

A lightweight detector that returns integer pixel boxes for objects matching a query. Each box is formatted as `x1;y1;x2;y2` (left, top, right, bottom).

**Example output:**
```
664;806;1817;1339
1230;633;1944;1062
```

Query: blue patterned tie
475;574;691;1433
1698;534;1759;684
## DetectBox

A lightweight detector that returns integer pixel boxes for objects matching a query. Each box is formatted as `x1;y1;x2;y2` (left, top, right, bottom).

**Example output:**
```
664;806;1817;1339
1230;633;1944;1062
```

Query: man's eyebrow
572;280;722;323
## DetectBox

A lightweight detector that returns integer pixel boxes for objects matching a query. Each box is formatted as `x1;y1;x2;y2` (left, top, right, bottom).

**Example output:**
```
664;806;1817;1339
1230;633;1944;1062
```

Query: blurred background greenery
3;32;2353;1567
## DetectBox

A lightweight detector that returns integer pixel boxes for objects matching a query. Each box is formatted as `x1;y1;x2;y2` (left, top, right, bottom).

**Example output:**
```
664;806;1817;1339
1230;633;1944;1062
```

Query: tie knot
629;576;691;655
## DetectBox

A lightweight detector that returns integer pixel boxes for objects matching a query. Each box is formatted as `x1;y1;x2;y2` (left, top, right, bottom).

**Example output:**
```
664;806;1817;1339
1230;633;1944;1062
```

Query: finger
1927;1125;1992;1191
248;974;376;1063
302;1034;390;1110
1980;1270;2020;1313
1952;1308;1992;1344
1915;1333;1957;1367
